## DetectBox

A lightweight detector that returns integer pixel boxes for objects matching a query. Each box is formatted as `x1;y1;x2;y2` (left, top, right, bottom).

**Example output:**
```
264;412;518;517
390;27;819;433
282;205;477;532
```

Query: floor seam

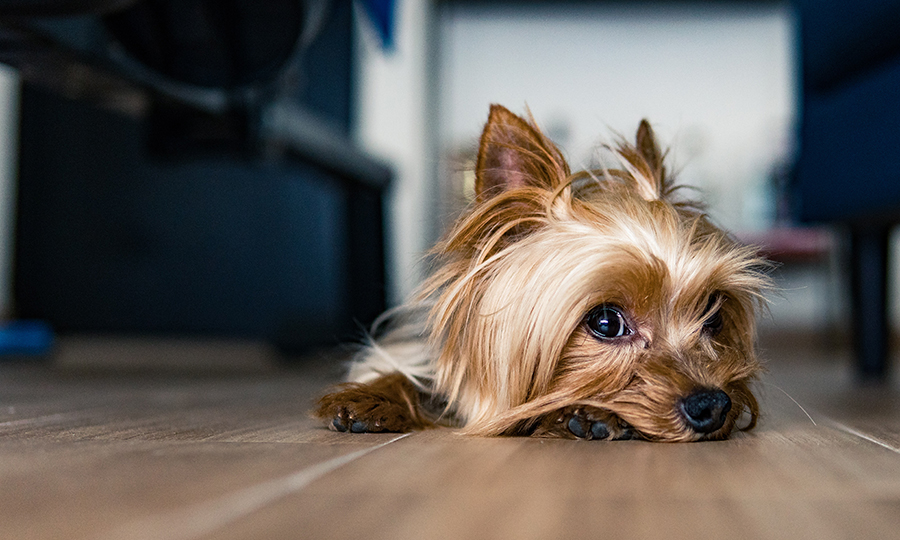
103;433;411;540
828;420;900;455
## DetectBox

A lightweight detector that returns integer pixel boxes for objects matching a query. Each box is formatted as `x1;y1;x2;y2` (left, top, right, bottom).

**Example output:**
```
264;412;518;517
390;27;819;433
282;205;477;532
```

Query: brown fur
314;104;770;442
315;373;435;433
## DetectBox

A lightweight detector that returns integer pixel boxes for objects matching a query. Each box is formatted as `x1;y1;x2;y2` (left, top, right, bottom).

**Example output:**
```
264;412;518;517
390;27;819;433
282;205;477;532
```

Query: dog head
424;105;770;441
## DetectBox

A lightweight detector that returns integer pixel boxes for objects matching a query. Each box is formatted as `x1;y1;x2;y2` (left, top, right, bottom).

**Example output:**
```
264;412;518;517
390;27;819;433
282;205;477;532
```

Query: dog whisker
760;381;818;426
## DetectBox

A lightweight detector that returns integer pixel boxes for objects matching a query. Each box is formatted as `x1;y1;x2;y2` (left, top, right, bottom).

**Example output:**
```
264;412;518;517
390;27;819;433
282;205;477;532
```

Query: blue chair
792;0;900;380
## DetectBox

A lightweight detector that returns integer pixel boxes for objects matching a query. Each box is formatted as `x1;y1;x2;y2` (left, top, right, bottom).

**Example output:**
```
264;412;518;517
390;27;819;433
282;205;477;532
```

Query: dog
315;104;770;442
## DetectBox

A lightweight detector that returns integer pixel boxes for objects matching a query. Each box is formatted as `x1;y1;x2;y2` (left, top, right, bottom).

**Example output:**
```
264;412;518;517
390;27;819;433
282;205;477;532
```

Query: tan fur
315;104;770;442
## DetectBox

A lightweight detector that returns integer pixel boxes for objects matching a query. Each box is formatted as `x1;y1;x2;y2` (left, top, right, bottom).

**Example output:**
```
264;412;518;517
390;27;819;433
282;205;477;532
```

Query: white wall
354;0;437;305
439;3;796;233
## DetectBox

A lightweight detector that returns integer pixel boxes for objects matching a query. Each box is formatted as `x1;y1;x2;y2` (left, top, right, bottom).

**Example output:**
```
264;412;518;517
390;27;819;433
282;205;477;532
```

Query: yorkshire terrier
315;104;770;442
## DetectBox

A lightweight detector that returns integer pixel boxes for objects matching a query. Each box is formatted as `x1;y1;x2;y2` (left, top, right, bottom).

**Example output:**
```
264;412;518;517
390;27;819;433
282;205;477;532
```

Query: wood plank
0;437;405;540
0;340;898;540
206;417;900;540
0;358;402;540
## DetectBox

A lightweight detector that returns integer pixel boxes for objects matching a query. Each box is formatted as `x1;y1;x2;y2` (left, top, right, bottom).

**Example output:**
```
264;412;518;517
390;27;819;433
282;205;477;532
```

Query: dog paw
324;400;413;433
330;406;378;433
535;405;635;441
315;375;432;434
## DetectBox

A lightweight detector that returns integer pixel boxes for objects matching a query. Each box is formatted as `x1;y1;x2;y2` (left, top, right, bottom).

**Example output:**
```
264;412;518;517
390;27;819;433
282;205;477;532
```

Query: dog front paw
329;405;387;433
534;405;635;441
320;395;414;434
314;374;433;434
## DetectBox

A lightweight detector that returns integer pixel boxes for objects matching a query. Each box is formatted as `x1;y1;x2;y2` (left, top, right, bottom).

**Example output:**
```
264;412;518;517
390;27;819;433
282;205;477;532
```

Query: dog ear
619;119;668;201
636;120;668;191
636;119;663;177
475;105;569;201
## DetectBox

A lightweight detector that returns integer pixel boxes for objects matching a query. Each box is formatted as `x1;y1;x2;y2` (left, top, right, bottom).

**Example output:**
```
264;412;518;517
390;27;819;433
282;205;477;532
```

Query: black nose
679;389;732;433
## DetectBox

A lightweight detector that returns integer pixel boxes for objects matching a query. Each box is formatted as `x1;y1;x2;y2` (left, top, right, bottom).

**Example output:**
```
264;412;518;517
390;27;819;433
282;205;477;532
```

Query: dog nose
679;389;731;433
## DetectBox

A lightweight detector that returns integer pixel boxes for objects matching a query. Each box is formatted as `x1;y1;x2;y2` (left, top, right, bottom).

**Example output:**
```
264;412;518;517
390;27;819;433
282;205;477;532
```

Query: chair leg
848;227;891;381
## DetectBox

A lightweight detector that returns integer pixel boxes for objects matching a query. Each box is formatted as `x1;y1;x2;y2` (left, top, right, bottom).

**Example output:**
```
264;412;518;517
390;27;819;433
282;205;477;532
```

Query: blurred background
0;0;896;379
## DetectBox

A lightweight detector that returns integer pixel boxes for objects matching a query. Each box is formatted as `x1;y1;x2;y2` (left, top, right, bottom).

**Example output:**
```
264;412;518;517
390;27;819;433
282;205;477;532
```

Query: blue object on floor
0;320;54;356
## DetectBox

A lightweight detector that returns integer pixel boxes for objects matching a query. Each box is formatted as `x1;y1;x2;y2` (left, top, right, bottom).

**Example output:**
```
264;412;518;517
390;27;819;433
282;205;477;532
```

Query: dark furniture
792;0;900;380
1;1;392;353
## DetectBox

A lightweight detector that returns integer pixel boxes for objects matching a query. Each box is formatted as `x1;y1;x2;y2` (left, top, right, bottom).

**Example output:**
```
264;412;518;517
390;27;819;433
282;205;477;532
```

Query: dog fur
315;104;770;442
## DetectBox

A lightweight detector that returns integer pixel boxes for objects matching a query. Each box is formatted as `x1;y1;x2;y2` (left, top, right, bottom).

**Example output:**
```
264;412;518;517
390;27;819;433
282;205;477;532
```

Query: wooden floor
2;336;900;540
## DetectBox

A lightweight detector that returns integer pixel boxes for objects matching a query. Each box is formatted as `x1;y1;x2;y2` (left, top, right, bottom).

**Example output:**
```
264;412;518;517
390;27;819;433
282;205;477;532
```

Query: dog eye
586;305;632;340
702;295;724;335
